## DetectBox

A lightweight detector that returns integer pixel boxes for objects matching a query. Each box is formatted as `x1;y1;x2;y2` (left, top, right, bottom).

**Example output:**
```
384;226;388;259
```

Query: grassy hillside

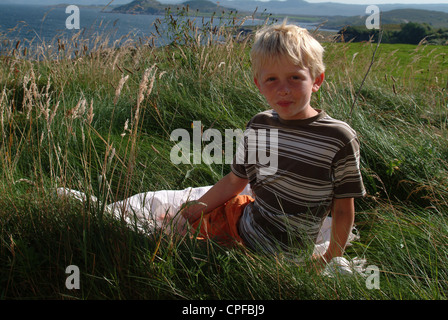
0;13;447;300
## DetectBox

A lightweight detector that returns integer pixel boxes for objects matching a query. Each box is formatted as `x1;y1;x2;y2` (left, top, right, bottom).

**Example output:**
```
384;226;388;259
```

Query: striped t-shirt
231;109;366;255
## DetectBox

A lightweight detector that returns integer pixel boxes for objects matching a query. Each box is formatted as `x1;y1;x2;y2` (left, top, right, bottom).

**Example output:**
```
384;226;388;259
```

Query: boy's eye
266;77;276;82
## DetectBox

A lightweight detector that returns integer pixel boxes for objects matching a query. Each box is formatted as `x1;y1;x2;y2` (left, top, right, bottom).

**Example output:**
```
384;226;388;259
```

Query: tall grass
1;11;447;299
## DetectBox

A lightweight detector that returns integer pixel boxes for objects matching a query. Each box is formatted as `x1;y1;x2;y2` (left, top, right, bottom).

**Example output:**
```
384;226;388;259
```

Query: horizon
0;0;447;5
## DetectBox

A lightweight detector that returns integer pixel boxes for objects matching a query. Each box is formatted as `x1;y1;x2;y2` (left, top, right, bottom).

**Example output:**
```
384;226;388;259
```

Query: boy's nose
278;85;291;96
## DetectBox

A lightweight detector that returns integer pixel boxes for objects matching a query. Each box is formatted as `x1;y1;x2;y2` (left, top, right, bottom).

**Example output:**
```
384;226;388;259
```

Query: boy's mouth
277;101;293;107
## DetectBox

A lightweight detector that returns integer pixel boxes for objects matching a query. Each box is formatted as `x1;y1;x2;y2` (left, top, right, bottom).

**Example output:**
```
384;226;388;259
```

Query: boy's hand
180;172;248;224
180;200;207;224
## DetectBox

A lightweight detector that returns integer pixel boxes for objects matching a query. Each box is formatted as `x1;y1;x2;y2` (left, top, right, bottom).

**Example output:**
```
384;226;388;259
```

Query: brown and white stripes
231;109;366;255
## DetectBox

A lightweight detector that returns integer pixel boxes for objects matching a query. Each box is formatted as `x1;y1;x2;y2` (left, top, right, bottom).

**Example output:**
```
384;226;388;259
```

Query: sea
0;4;166;42
0;4;267;52
0;4;331;53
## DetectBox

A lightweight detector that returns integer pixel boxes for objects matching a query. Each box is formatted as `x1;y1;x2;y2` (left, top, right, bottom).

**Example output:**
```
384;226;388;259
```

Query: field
0;14;447;300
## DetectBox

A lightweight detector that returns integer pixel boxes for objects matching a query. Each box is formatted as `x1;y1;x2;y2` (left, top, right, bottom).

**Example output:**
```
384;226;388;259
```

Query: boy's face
254;56;324;121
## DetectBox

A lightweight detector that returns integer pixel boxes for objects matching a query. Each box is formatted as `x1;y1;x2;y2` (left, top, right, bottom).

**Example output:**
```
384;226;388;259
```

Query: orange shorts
190;195;254;248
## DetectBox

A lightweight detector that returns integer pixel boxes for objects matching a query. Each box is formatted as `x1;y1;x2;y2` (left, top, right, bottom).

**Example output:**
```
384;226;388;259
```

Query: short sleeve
231;128;249;179
230;117;257;179
332;137;366;198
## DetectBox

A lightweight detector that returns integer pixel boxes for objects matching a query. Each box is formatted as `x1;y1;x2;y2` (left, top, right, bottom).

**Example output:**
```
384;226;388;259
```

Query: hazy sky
305;0;448;4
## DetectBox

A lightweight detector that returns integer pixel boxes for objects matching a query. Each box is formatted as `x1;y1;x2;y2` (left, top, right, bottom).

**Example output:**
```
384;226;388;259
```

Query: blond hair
250;20;325;79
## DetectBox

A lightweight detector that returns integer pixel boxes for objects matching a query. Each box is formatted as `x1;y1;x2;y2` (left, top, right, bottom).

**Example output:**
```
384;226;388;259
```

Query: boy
180;21;366;268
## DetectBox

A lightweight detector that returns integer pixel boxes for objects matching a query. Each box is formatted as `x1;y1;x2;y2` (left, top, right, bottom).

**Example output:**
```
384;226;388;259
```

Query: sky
305;0;448;3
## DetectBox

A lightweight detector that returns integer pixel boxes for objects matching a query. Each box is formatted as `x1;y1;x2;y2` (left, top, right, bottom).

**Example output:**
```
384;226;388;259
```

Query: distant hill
325;9;448;29
183;0;236;13
112;0;167;15
112;0;236;15
215;0;448;16
382;9;448;28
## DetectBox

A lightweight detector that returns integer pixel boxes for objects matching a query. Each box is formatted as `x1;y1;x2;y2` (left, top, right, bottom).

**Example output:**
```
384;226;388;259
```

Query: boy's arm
314;198;355;268
181;172;249;224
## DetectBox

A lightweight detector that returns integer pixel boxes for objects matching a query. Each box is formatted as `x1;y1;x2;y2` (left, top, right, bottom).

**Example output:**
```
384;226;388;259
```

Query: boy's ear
312;73;325;92
254;77;261;91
